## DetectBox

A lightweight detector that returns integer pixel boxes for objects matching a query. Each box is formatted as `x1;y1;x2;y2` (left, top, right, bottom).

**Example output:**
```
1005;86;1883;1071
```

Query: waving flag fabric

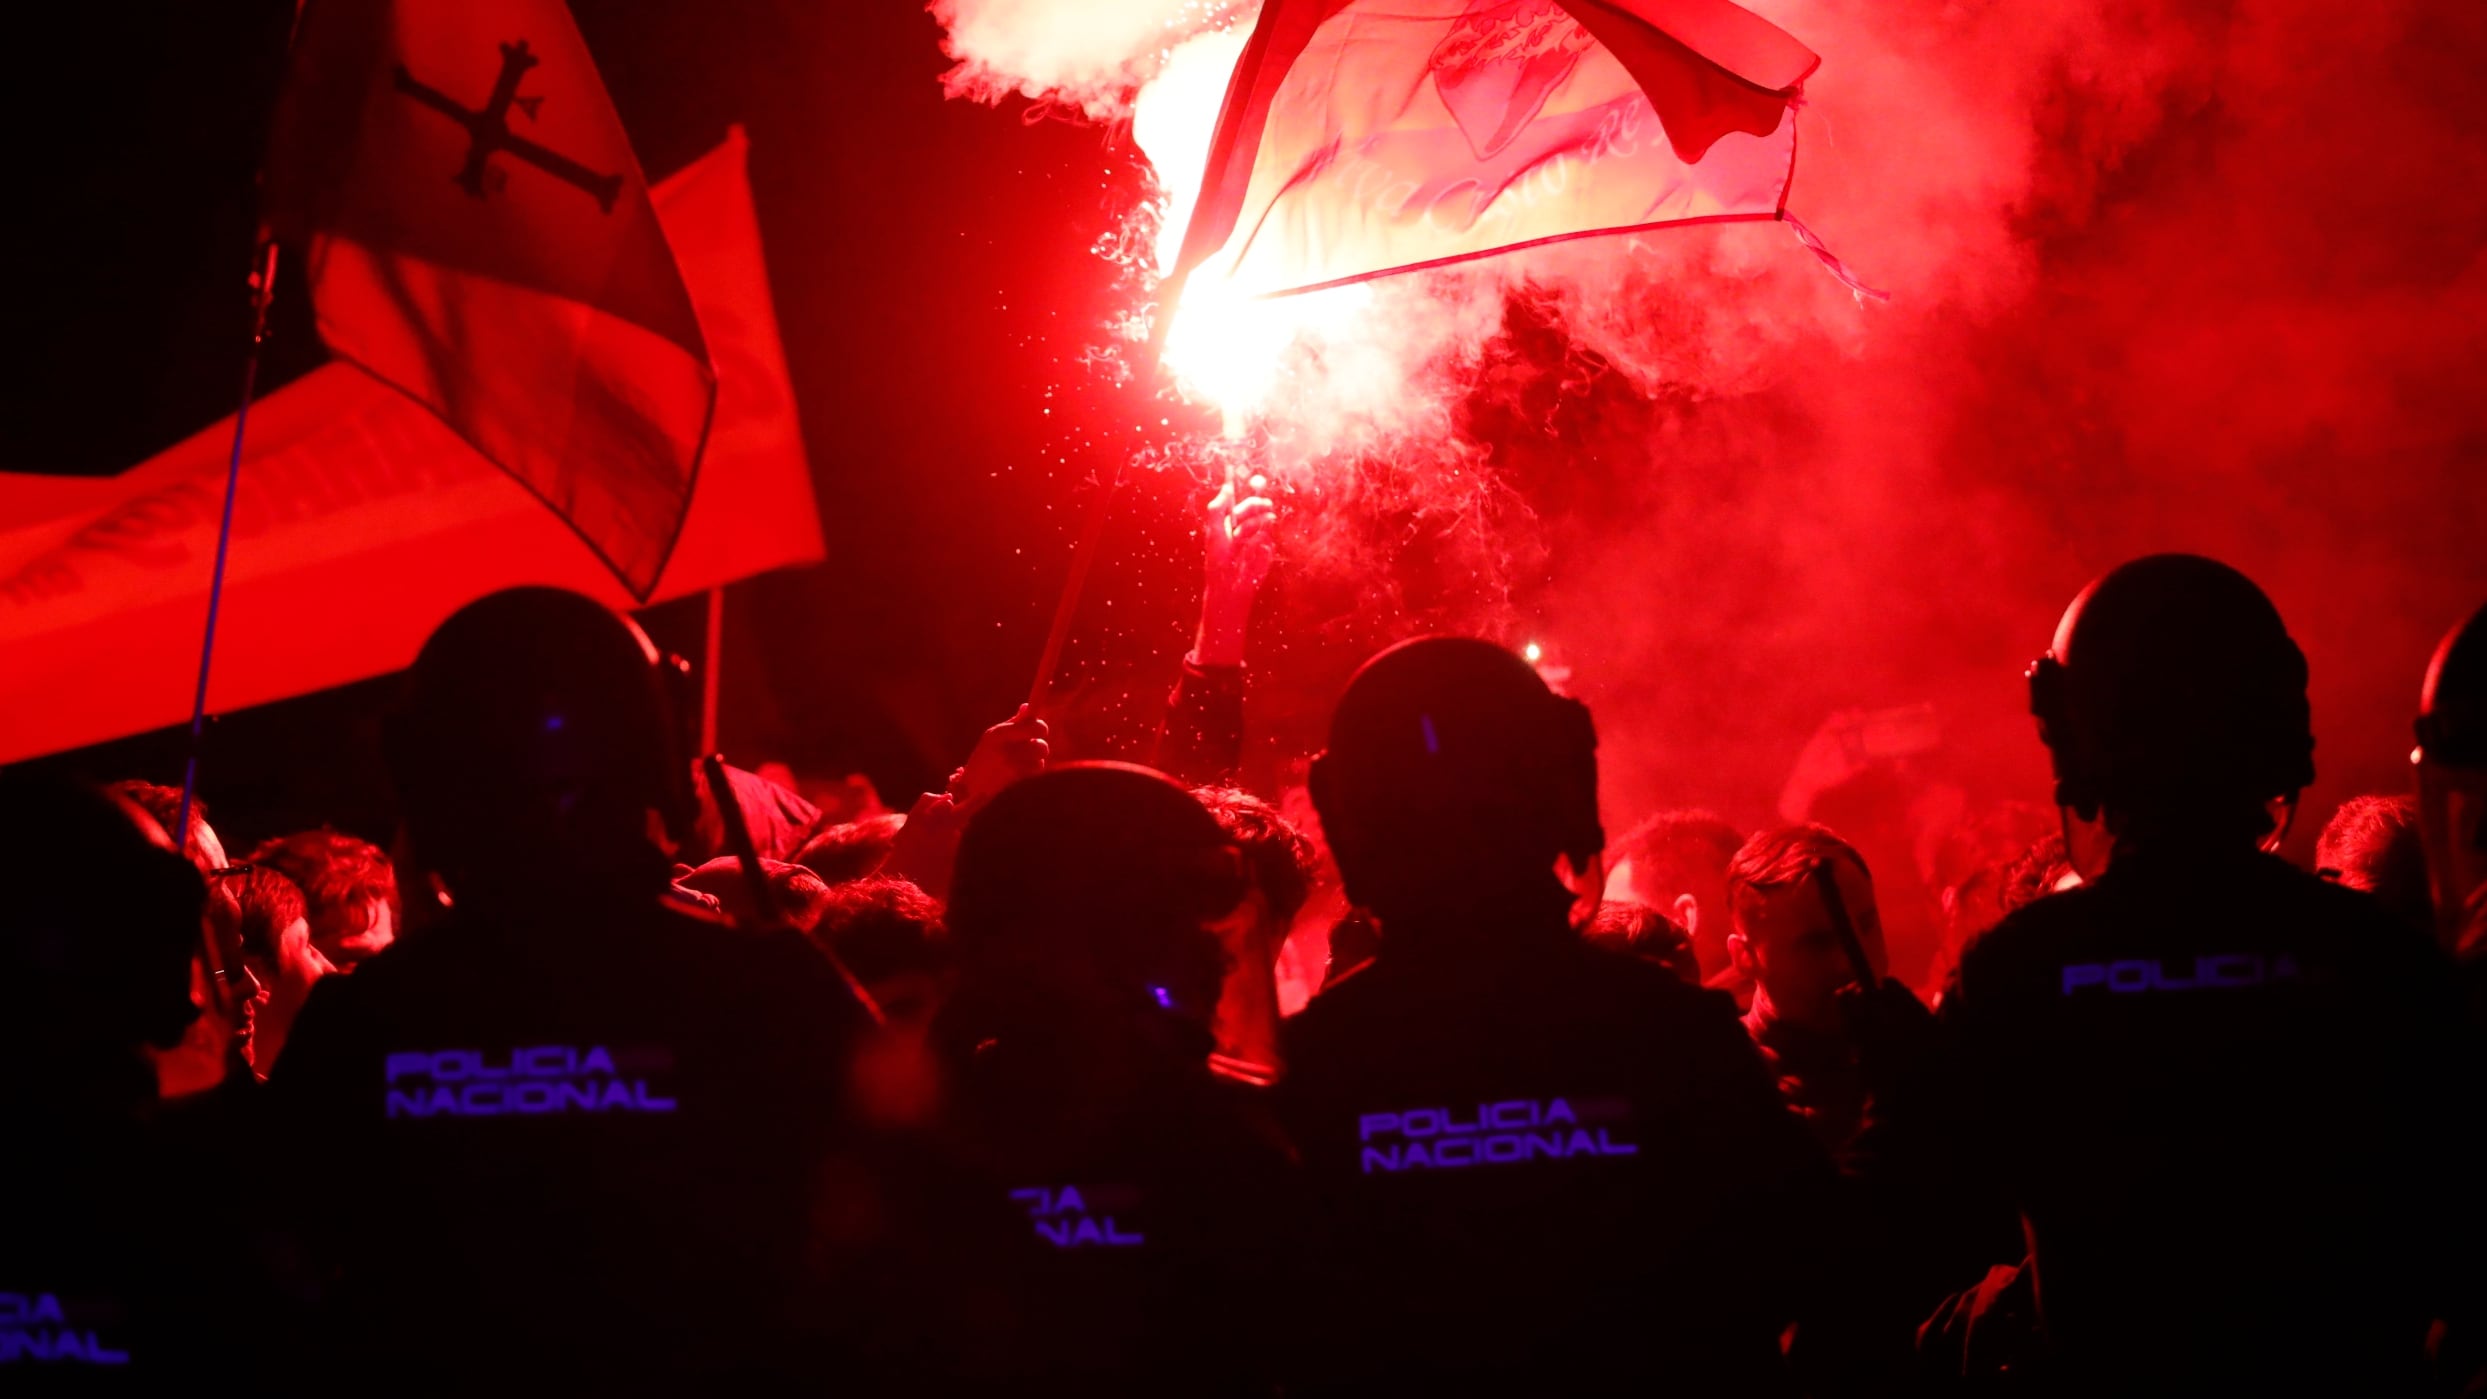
1171;0;1818;298
0;133;816;766
263;0;714;600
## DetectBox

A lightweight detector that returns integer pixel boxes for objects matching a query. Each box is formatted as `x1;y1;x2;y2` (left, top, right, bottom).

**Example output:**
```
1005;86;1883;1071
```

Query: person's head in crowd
2414;600;2487;955
1310;637;1603;943
793;811;906;886
2314;795;2432;933
385;587;698;909
676;856;835;933
816;875;951;1129
1191;785;1317;962
1727;824;1886;1034
248;828;398;970
1587;901;1701;985
209;864;330;1076
2029;554;2314;868
152;870;260;1101
1999;832;2079;915
687;760;822;866
108;780;227;872
942;763;1245;1050
809;876;951;1030
1608;809;1743;977
0;772;205;1105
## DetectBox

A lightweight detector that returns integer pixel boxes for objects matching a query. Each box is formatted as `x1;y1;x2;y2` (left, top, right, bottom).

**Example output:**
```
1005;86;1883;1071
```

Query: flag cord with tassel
173;239;281;857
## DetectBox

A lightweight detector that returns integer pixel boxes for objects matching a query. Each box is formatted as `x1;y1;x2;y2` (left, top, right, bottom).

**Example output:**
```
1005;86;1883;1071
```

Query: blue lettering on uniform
0;1292;129;1366
1356;1097;1639;1174
2059;952;2302;997
382;1043;678;1119
1011;1184;1146;1248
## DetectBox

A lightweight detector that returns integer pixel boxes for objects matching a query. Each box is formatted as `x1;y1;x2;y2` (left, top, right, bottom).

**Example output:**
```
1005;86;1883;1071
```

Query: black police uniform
1941;845;2468;1392
271;893;856;1387
0;1092;272;1392
889;1007;1291;1395
1277;932;1834;1393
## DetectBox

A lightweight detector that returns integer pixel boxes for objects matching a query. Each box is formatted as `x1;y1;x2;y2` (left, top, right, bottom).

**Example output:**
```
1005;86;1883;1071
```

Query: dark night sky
6;2;1193;843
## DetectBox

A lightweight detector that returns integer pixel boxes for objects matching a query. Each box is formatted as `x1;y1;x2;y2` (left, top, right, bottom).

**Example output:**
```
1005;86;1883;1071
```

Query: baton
700;754;885;1027
1810;860;1879;991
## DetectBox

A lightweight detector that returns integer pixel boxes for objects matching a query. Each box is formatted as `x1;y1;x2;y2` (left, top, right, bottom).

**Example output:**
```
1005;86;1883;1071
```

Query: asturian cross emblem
392;39;624;213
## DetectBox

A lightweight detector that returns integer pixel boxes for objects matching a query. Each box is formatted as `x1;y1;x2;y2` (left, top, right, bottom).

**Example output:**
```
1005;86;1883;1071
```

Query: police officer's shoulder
1281;956;1383;1056
1574;938;1741;1017
1951;879;2103;997
2276;851;2461;980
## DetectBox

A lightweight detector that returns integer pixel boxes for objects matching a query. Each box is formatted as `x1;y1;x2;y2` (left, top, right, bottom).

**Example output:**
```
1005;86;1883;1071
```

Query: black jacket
1277;925;1834;1392
1937;845;2471;1392
270;891;858;1387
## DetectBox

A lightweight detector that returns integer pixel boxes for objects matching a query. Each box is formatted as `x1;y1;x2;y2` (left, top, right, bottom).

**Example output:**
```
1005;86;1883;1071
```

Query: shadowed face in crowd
1731;853;1886;1033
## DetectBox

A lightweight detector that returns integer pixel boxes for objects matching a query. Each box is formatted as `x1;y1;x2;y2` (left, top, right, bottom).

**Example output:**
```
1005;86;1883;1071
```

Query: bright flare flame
1134;24;1374;435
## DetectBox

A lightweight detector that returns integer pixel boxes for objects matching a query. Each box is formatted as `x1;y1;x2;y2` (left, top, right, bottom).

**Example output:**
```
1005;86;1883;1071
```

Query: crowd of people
5;496;2485;1391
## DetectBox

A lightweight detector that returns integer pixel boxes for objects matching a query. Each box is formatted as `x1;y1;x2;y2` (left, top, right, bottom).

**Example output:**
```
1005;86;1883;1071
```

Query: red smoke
935;0;2487;851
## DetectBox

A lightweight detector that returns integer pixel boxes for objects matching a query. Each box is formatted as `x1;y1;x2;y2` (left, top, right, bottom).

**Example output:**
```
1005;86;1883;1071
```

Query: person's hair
248;829;397;949
1611;809;1743;901
1726;824;1870;911
1998;833;2075;915
213;865;306;962
809;876;948;985
2315;794;2431;928
1191;786;1317;926
1587;902;1701;985
675;857;835;933
108;781;212;862
792;812;905;886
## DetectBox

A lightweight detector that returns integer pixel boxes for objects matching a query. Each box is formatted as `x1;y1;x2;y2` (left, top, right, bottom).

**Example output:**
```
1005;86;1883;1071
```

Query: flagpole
700;584;724;755
172;239;281;859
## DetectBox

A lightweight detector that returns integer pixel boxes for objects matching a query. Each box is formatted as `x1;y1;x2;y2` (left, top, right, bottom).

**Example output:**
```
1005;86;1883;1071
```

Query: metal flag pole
172;239;282;859
700;584;724;755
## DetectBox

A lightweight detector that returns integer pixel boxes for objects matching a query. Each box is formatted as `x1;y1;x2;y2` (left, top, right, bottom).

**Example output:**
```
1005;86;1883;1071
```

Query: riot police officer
920;762;1293;1392
1937;554;2465;1392
271;588;861;1386
1281;637;1831;1393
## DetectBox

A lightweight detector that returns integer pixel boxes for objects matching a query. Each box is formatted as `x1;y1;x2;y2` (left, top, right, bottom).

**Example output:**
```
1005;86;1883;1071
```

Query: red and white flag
263;0;714;599
1170;0;1818;298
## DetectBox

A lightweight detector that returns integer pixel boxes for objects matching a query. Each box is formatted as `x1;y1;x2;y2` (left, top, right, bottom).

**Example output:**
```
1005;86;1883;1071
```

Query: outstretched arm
883;705;1050;901
1156;477;1275;785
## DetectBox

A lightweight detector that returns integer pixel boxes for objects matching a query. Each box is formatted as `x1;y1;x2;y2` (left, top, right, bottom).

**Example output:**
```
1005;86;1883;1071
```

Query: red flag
0;132;818;766
1168;0;1818;298
263;0;714;600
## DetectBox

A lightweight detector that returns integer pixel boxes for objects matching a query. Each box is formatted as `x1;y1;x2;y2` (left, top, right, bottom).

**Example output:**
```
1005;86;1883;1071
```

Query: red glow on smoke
935;0;2487;848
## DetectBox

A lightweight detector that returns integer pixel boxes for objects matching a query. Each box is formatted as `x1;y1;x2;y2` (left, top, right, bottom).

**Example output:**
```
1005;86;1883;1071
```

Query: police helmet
2027;554;2313;823
387;587;696;886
